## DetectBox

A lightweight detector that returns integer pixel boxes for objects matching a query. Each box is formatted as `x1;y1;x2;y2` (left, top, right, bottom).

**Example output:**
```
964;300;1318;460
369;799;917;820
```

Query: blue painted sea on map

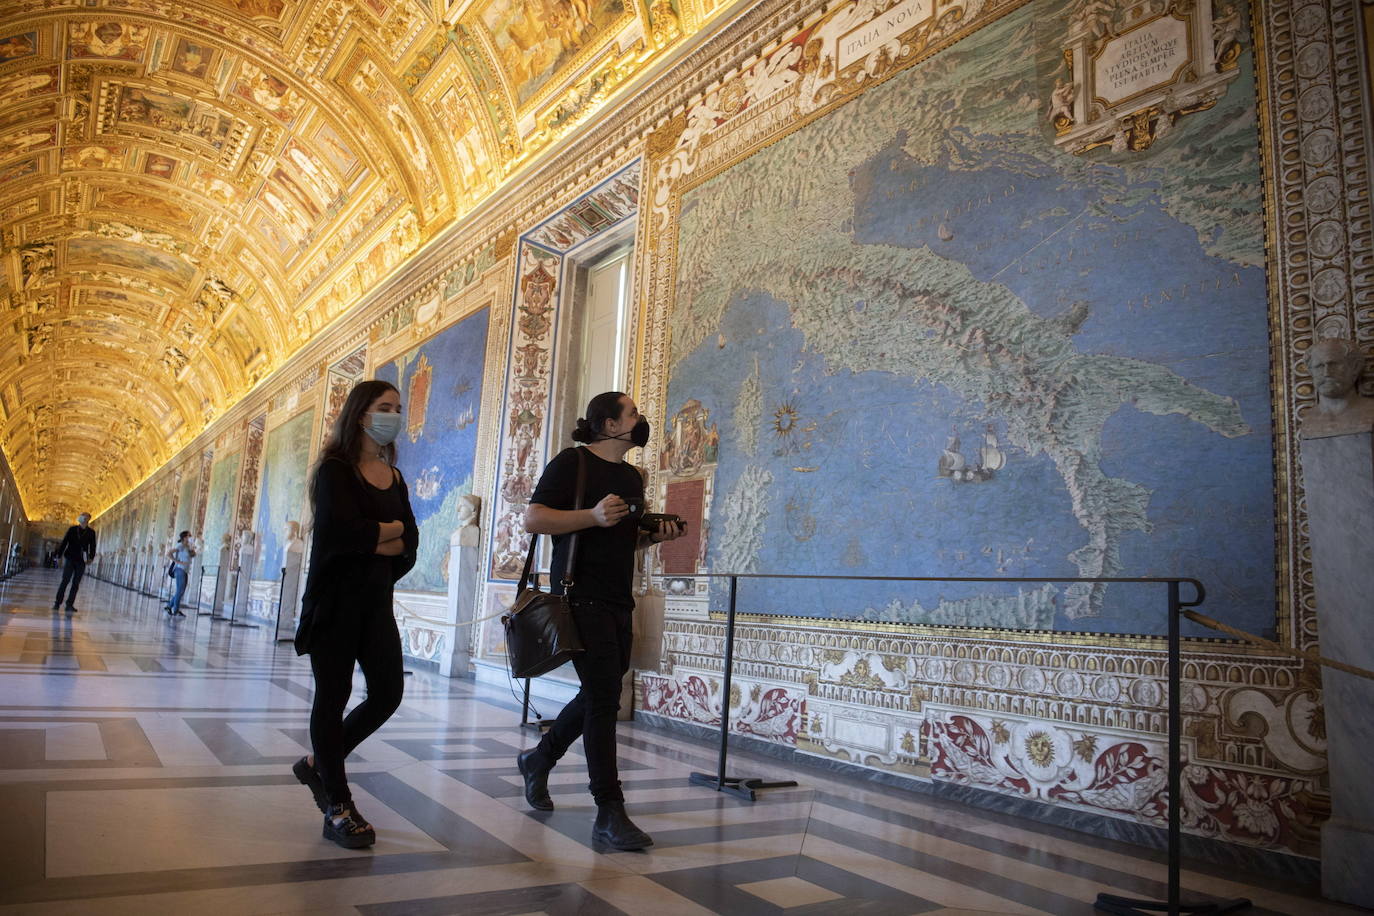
670;139;1274;637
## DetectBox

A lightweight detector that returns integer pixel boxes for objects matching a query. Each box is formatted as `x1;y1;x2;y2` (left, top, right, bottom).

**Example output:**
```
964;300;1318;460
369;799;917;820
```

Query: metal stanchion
670;571;1251;912
688;575;799;801
205;566;229;619
520;679;555;731
272;568;293;642
227;567;258;629
1094;580;1249;916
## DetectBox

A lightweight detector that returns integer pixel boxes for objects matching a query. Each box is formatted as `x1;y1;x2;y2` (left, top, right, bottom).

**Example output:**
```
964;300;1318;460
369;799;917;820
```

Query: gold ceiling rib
0;0;722;521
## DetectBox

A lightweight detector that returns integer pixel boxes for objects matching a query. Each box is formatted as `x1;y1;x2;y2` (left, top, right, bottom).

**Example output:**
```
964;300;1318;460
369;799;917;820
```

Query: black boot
292;756;329;814
516;748;554;811
593;802;653;851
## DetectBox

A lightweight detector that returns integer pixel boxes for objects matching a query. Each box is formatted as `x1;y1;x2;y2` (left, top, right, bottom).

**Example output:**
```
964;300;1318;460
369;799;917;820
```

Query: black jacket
58;525;97;563
293;458;418;655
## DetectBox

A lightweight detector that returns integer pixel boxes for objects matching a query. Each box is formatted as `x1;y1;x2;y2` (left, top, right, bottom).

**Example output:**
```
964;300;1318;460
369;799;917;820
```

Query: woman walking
164;531;195;617
292;380;418;849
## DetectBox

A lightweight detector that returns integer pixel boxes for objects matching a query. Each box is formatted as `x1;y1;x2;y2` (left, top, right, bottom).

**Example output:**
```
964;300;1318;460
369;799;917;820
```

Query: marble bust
1301;338;1374;439
453;493;481;547
455;493;480;528
284;520;304;561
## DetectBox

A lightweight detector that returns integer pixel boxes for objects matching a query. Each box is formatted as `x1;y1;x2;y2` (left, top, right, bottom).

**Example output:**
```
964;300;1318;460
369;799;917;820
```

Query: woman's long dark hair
572;391;626;443
310;380;400;510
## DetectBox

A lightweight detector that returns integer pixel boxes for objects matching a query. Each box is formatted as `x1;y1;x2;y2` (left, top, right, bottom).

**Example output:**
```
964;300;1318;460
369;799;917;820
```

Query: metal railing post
1168;579;1182;915
715;575;738;786
689;574;798;801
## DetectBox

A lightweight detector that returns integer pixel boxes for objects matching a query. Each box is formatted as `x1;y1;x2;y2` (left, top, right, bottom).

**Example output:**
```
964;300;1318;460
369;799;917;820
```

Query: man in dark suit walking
54;513;97;613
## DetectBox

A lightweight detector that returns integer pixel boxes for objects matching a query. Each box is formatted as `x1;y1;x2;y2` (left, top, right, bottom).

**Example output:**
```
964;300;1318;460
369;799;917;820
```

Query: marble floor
0;569;1362;916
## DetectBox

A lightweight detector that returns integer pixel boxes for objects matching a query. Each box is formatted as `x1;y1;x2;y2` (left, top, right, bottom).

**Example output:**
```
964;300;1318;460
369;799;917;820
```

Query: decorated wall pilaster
477;163;642;658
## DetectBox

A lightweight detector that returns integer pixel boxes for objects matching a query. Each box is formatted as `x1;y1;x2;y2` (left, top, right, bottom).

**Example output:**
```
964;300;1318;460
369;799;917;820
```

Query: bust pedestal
1300;423;1374;909
214;544;232;615
233;535;257;621
442;524;479;678
277;535;304;641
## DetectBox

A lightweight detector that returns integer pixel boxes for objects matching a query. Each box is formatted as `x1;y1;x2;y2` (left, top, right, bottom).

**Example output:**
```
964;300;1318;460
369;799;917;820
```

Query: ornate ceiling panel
0;0;726;520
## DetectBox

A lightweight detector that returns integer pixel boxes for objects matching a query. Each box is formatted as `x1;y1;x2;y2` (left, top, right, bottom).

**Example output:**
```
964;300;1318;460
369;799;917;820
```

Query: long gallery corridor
0;569;1357;916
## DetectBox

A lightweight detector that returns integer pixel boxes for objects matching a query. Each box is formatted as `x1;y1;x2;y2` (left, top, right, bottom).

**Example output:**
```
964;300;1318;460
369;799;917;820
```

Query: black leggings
308;600;404;806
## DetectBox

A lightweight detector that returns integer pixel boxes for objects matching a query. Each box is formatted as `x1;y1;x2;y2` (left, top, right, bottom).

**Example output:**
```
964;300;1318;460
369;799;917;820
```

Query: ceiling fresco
0;0;722;520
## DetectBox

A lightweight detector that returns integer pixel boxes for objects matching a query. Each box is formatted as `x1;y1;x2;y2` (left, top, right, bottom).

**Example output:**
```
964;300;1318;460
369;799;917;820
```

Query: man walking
54;512;97;613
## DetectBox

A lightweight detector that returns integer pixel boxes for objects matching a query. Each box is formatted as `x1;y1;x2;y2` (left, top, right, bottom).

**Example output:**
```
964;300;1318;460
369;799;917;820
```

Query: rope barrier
1183;609;1374;682
454;607;508;628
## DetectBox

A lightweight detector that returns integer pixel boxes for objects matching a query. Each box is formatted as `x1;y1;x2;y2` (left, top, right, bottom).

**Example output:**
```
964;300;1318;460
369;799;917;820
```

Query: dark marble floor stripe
353;770;529;867
0;770;530;904
183;717;301;766
97;716;161;767
379;735;525;762
646;854;937;916
806;815;1288;916
0;716;157;769
646;815;811;850
269;676;316;703
814;817;1099;914
0;728;46;768
522;801;811;853
357;880;631;916
809;791;1294;911
440;757;759;807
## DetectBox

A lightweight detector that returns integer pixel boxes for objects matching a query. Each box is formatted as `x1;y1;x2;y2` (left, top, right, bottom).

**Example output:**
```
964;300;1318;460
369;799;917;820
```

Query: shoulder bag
502;448;587;678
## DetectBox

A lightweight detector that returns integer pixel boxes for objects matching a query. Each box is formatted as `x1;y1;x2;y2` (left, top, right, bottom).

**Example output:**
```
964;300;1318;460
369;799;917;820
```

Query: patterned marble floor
0;569;1360;916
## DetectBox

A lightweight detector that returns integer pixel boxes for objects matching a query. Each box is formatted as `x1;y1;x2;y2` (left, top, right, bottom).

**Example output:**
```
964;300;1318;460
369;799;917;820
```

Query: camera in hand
638;512;686;533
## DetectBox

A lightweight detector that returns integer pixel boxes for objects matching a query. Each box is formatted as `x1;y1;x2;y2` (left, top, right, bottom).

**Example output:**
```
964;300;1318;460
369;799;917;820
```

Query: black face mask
604;417;650;448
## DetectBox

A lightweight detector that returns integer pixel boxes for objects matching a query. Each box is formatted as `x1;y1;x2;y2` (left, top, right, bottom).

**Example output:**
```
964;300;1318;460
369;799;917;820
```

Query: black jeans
55;560;86;608
308;597;404;806
530;598;633;805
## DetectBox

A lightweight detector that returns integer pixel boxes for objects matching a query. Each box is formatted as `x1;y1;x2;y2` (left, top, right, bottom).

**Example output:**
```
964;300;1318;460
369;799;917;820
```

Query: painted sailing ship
937;424;1005;483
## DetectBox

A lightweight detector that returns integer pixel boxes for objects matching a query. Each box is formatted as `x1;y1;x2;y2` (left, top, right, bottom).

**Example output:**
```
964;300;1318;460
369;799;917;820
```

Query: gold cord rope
1182;609;1374;682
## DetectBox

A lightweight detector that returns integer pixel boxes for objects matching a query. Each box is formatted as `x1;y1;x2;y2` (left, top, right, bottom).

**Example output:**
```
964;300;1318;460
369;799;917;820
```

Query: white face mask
364;411;403;446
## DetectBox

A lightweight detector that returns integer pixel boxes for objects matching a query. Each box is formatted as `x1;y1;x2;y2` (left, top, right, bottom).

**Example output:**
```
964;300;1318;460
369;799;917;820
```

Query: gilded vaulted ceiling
0;0;721;521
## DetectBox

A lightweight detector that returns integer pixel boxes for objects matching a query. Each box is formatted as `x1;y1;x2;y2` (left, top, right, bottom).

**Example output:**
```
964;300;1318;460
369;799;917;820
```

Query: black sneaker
65;606;77;614
174;609;186;617
292;756;329;814
322;802;375;849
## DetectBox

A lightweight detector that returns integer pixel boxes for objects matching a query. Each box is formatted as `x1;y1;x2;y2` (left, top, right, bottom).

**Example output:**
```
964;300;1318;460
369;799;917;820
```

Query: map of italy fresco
665;0;1273;637
376;307;489;593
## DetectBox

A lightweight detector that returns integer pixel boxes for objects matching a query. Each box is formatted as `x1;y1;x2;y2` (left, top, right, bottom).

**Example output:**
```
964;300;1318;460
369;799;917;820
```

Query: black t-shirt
529;446;644;607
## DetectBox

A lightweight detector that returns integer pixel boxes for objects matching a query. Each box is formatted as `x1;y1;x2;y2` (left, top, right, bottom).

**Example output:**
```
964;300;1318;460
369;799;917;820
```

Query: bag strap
562;447;587;591
516;447;589;595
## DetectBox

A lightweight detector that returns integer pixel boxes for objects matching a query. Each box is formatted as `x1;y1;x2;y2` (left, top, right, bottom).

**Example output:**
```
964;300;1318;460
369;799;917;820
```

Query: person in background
53;512;97;613
291;380;418;849
164;531;196;618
